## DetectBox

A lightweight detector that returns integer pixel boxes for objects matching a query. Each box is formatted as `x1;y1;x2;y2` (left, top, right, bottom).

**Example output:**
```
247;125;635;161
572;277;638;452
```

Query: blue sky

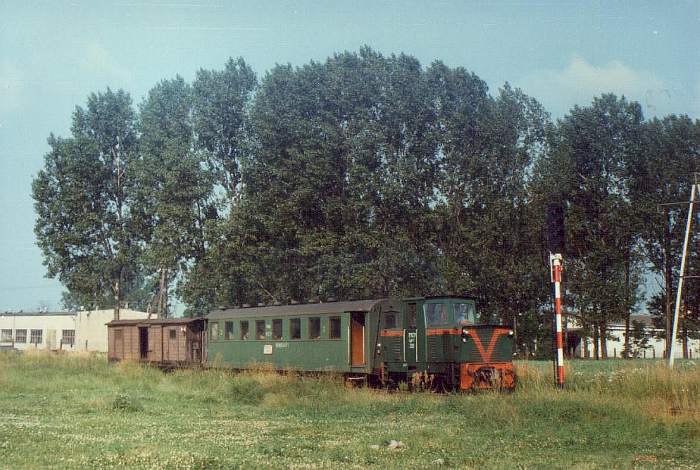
1;1;698;312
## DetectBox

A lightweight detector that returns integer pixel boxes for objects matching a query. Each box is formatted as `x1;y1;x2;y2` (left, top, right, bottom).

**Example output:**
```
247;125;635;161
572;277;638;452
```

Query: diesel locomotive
205;296;516;391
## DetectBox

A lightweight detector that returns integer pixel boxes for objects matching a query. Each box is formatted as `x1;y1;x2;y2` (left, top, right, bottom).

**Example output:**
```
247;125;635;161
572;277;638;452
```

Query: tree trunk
600;322;608;359
163;272;169;318
113;279;120;321
624;314;631;359
593;323;600;360
664;226;673;359
157;267;168;318
682;317;688;359
623;254;632;359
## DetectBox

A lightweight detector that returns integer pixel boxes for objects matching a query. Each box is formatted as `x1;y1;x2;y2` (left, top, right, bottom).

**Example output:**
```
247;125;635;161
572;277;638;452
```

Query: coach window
309;317;321;339
114;329;123;340
240;321;249;340
210;322;220;341
256;320;266;340
383;312;397;329
169;329;177;340
329;317;341;339
426;303;447;327
225;321;234;340
290;318;301;340
272;319;283;340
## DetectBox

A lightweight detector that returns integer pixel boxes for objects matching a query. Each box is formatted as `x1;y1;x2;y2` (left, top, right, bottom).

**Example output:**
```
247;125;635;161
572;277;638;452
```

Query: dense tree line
32;49;699;357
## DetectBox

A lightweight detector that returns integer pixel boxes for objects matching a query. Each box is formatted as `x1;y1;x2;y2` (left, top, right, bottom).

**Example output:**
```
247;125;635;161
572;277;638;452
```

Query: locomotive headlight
461;327;470;343
376;343;382;355
507;329;514;337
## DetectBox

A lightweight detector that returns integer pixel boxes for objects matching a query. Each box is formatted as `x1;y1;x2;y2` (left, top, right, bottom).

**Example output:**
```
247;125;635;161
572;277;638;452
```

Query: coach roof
206;299;388;320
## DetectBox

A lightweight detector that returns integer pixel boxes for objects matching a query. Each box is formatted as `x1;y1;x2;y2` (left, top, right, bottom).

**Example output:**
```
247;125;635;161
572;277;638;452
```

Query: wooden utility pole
147;267;168;319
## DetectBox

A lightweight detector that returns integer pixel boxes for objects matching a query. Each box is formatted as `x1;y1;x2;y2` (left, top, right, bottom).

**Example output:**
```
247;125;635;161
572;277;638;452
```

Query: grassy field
1;353;699;469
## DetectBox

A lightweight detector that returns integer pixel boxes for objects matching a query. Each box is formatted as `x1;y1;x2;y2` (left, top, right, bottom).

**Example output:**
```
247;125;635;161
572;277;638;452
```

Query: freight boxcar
107;318;205;367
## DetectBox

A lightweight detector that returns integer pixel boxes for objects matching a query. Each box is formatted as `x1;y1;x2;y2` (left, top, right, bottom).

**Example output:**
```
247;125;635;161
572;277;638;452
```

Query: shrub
112;392;143;412
229;376;265;405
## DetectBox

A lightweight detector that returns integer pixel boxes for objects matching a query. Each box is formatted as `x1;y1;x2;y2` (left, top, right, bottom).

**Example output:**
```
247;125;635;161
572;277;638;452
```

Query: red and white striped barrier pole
551;253;564;388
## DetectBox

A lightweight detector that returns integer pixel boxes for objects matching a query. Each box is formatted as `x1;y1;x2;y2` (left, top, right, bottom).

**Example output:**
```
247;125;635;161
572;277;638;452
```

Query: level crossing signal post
547;203;566;388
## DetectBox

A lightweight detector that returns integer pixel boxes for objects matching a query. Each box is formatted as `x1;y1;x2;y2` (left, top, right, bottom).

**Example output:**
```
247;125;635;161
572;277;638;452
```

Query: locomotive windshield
426;303;448;326
454;302;476;324
426;300;478;326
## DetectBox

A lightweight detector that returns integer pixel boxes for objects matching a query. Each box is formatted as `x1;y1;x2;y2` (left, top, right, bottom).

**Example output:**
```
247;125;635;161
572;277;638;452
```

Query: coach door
350;312;366;366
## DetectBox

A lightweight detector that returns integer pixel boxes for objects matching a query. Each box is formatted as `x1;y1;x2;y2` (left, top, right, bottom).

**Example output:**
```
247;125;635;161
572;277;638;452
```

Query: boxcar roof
106;317;204;327
207;299;387;320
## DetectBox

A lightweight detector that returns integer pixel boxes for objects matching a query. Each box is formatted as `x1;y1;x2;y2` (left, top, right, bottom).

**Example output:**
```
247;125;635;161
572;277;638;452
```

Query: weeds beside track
1;352;699;468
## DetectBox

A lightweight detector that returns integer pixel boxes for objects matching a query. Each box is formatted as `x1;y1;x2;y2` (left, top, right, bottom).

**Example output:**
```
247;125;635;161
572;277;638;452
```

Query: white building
568;314;700;359
0;309;151;353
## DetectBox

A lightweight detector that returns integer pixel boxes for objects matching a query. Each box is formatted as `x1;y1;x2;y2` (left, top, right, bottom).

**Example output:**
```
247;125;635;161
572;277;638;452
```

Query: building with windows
566;314;700;359
0;309;150;353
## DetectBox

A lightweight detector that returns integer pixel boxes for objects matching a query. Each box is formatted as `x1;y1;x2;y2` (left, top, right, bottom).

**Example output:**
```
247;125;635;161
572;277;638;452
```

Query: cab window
407;303;417;328
454;303;476;324
383;312;397;329
426;303;447;326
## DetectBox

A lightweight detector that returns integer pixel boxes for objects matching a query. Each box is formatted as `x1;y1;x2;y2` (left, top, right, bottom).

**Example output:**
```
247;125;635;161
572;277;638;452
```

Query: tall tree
192;57;257;213
241;49;444;304
178;58;257;315
138;76;216;316
628;115;700;356
32;89;147;319
539;94;645;358
431;65;550;340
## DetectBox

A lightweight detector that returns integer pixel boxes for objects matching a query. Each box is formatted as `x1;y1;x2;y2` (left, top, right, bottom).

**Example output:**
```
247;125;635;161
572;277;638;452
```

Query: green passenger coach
205;296;516;391
206;299;383;374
